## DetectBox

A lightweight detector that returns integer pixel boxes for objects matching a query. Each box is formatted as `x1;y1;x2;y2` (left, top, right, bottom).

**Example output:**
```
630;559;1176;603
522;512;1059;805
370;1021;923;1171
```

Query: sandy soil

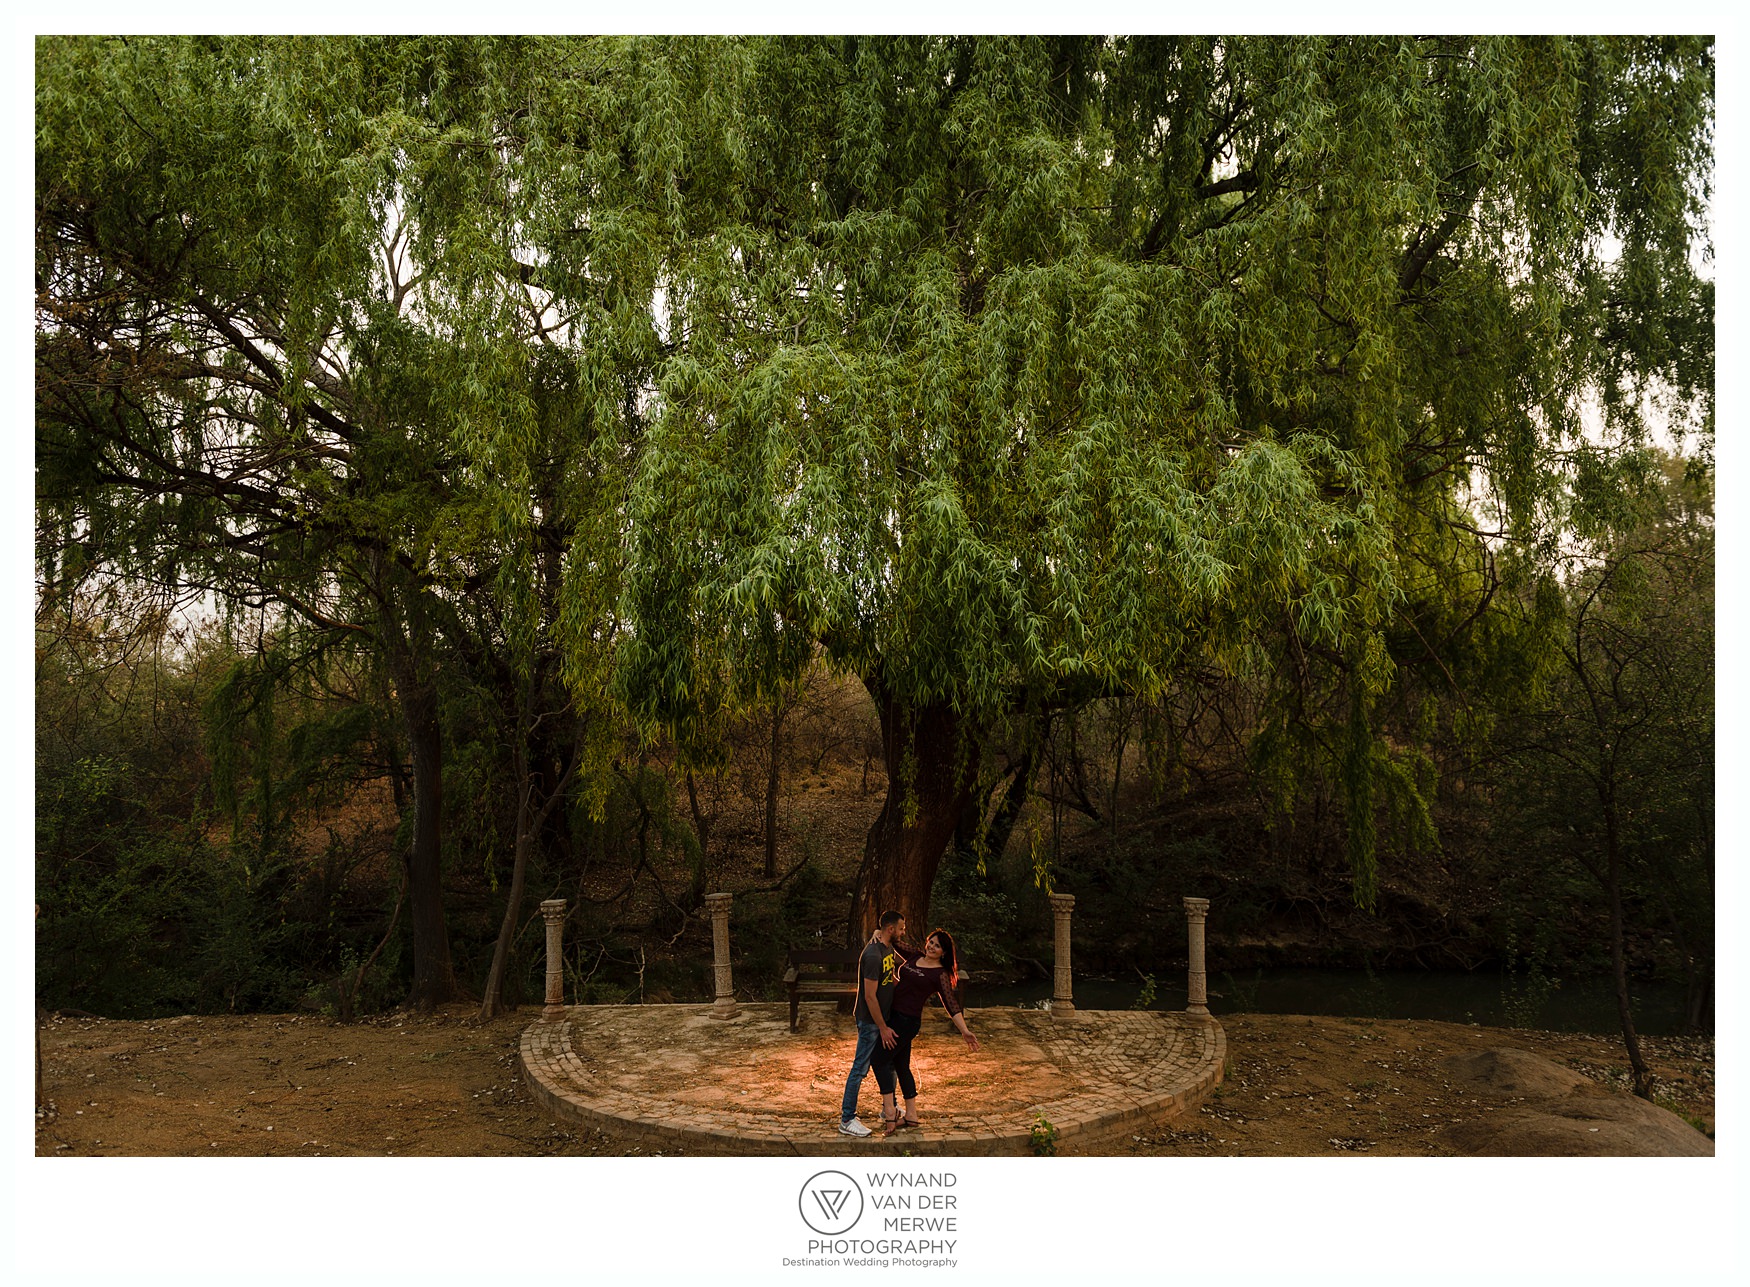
33;1005;1712;1157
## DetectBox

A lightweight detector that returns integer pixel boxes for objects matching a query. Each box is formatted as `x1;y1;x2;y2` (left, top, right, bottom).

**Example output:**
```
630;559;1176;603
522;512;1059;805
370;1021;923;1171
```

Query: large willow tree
617;36;1713;936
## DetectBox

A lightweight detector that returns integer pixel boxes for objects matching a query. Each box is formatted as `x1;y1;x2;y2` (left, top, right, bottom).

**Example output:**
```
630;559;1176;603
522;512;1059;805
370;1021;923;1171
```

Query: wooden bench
783;949;861;1032
782;947;971;1033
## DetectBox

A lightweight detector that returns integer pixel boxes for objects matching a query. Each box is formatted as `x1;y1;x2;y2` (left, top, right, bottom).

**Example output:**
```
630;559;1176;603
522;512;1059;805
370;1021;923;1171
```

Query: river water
973;967;1695;1036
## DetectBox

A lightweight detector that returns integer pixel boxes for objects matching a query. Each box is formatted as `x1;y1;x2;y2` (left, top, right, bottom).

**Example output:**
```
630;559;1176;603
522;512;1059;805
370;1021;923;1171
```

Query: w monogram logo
813;1189;852;1221
798;1170;864;1234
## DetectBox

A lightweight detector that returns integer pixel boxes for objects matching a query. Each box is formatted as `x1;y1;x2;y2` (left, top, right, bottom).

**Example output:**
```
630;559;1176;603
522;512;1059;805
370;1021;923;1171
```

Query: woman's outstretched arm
949;1009;979;1051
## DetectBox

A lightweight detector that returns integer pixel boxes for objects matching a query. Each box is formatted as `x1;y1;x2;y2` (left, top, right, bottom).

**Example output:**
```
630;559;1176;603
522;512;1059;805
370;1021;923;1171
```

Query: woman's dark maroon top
890;945;963;1018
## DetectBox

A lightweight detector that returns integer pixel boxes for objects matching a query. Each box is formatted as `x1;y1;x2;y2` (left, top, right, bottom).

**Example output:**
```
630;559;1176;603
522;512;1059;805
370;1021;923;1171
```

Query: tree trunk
479;717;578;1019
479;743;538;1022
1686;967;1713;1035
1108;701;1130;857
764;693;785;879
1602;800;1654;1100
373;555;458;1011
685;770;711;906
953;745;1037;872
849;675;978;943
399;674;458;1009
35;906;43;1108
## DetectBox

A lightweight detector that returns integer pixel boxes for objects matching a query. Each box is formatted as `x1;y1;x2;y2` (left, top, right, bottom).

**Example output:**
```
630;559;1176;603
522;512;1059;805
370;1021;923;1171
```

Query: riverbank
34;1006;1711;1157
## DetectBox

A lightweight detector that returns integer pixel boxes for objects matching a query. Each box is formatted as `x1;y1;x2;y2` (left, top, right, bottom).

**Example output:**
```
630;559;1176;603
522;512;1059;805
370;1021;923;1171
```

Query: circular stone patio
518;1003;1225;1155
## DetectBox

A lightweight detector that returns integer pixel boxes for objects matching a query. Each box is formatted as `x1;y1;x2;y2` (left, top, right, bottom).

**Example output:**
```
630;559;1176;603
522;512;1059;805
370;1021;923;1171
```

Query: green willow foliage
36;33;658;714
614;37;1712;902
38;36;1712;947
37;37;672;999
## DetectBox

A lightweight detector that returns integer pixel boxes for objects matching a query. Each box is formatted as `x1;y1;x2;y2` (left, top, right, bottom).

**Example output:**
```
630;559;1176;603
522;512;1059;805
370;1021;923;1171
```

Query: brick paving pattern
519;1003;1225;1155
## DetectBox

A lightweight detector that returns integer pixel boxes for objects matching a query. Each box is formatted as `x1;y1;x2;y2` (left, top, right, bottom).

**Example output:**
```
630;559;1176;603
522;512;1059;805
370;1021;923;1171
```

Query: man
839;909;904;1136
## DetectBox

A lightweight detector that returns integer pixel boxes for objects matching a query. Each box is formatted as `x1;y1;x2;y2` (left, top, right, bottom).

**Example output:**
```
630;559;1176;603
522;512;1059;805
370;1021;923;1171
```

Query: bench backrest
784;949;863;969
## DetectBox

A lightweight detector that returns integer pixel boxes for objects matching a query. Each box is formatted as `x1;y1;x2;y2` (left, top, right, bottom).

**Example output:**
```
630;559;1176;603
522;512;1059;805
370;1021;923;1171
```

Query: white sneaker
838;1117;873;1137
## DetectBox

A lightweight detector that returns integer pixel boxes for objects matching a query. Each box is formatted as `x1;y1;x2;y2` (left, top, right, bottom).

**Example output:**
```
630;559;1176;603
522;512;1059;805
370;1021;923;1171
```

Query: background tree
1490;457;1713;1092
38;36;471;1003
36;35;669;1007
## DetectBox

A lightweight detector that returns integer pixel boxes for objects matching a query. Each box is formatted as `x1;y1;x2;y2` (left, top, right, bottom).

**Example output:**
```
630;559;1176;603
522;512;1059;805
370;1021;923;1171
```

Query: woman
871;928;979;1131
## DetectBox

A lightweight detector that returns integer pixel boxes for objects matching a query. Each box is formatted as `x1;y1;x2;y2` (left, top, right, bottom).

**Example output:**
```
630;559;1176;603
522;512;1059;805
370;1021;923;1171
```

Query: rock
1444;1092;1713;1157
1438;1048;1587;1099
1436;1047;1711;1156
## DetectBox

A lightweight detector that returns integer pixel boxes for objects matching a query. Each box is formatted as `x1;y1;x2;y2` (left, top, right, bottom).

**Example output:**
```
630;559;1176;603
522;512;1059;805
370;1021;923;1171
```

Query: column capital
1048;892;1076;913
1181;896;1210;917
703;891;734;912
540;897;568;921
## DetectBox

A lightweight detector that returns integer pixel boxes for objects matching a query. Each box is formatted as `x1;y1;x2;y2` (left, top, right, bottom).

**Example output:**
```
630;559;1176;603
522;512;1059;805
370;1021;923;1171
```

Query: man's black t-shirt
852;936;899;1024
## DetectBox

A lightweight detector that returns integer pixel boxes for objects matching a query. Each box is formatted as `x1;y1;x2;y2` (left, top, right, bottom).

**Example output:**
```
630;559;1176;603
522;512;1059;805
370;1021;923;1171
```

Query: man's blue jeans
840;1019;881;1121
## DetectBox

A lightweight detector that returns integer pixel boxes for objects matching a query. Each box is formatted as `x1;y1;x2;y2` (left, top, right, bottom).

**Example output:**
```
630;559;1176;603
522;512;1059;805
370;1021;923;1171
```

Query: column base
1184;1004;1210;1016
708;997;739;1019
542;1003;566;1022
1049;1000;1077;1021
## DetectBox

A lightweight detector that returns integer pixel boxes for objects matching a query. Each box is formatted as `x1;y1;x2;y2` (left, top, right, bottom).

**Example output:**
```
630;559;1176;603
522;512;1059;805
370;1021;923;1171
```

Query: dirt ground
33;1005;1712;1157
1086;1012;1713;1156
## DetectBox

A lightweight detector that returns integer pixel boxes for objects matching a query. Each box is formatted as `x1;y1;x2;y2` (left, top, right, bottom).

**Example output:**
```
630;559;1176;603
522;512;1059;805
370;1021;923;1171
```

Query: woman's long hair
929;928;959;989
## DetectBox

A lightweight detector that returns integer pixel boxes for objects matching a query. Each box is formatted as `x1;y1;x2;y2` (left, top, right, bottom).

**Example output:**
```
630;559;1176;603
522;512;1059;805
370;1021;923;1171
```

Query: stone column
705;892;737;1018
1183;896;1210;1015
1048;892;1076;1020
541;898;568;1021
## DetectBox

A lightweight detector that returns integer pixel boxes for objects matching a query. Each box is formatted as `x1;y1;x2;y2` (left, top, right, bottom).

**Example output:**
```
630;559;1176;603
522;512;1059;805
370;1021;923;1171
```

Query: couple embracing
838;910;979;1137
